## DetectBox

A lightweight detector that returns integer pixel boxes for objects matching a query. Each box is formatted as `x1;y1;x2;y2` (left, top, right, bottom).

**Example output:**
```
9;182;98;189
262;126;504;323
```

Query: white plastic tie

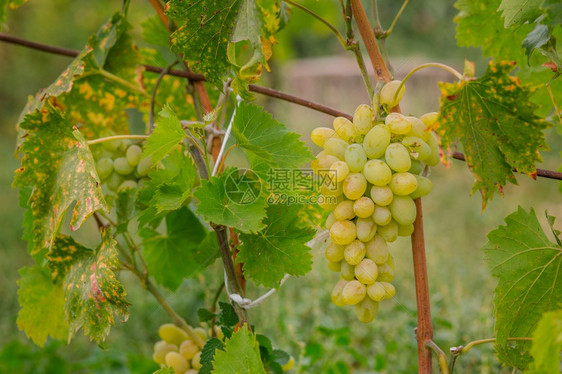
211;94;241;177
224;271;289;310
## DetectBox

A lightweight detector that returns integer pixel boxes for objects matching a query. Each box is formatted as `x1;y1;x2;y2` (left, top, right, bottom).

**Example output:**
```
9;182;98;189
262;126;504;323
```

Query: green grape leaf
454;0;533;62
46;231;129;344
212;325;266;374
545;211;562;246
437;61;549;208
498;0;542;27
167;0;243;85
528;309;562;374
198;308;217;323
237;204;315;288
217;301;239;327
142;105;186;165
139;207;211;291
194;167;267;233
137;148;197;227
522;24;550;62
232;102;313;178
13;105;107;253
141;15;170;47
483;207;562;369
200;337;225;374
16;266;68;346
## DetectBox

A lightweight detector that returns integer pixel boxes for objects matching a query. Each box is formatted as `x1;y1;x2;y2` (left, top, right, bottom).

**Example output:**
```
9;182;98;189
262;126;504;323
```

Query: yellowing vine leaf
16;266;68;346
46;231;129;344
437;61;549;208
13;105;107;253
483;207;562;369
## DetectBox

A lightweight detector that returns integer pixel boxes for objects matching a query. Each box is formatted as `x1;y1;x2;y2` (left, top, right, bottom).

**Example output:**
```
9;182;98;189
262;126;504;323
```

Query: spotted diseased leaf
16;266;68;347
139;207;212;291
498;0;542;28
212;325;266;374
46;230;129;344
528;309;562;374
194;167;267;233
167;0;242;85
483;207;562;369
14;10;144;140
237;204;315;288
437;61;549;208
13;105;107;253
232;102;313;178
142;105;186;165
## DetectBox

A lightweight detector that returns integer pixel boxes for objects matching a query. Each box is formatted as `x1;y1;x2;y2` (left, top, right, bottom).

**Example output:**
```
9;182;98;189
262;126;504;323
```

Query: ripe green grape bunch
310;80;439;323
92;138;152;194
152;323;214;373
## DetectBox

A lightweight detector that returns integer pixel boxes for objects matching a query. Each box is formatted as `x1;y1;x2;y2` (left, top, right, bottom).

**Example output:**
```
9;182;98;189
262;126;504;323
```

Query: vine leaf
139;207;213;291
522;23;550;62
483;207;562;369
16;266;68;346
167;0;243;85
212;325;266;374
528;308;562;374
141;15;171;47
498;0;542;28
137;149;198;228
437;61;549;208
454;0;533;62
194;167;267;233
237;204;316;289
13;105;107;253
142;105;186;165
46;230;129;345
546;210;562;246
232;102;313;178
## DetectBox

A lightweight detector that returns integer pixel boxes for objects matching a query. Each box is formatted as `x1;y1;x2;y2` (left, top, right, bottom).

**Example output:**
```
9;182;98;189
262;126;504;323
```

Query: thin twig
425;340;449;374
546;83;562;126
382;0;409;38
87;135;148;146
150;62;178;133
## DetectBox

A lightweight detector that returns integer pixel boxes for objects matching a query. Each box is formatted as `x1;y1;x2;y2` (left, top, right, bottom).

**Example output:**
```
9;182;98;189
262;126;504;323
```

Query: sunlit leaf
212;325;266;374
483;207;562;369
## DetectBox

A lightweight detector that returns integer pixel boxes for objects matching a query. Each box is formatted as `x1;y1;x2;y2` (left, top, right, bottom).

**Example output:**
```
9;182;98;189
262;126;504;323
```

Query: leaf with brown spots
47;231;129;344
13;104;107;253
437;61;549;208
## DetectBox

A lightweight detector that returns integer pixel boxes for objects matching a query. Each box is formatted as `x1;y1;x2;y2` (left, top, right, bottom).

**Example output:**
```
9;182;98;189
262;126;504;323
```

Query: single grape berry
354;258;379;285
342;280;367;305
113;157;135;176
159;323;188;345
354;297;379;323
126;144;142;166
311;127;337;147
344;240;366;265
353;104;373;135
379;80;405;108
136;156;152;177
333;117;357;142
365;235;390;264
165;351;189;373
330;220;357;245
96;157;114;180
180;339;199;360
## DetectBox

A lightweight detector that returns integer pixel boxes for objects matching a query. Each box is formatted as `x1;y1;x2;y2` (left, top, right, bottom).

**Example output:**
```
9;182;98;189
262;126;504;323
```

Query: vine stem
87;134;148;145
2;34;562;181
350;1;435;372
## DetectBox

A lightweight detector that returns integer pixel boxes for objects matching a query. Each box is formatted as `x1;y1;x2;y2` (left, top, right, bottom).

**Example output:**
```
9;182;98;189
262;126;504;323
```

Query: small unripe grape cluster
310;80;438;323
152;323;221;373
92;138;151;194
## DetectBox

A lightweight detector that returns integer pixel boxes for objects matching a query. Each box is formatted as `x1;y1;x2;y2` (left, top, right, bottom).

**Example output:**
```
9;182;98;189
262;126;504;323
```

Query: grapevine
0;0;561;373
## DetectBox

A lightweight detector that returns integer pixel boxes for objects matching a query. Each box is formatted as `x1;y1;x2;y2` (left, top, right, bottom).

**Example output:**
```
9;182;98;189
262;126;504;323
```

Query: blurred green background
0;0;560;373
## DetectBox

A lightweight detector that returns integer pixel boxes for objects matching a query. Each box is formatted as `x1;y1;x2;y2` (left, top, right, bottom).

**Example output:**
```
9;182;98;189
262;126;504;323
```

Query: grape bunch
92;138;152;193
152;323;218;373
310;80;439;323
